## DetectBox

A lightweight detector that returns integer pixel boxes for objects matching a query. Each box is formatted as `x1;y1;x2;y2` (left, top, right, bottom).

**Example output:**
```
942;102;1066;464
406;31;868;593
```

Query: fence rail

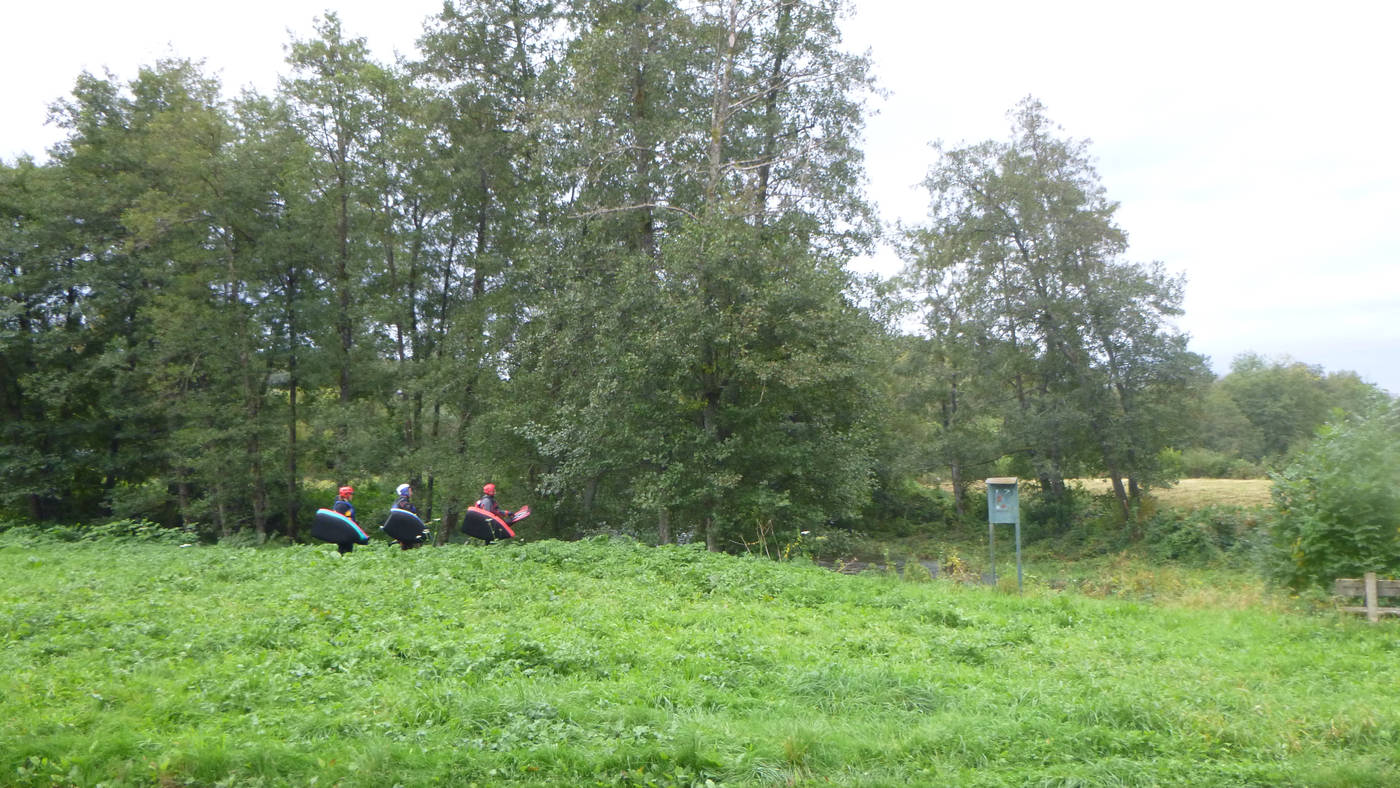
1335;572;1400;622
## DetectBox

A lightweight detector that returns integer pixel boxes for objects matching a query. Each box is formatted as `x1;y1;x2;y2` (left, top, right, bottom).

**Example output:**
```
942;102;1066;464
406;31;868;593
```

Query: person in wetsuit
391;483;422;550
332;486;359;554
475;482;511;522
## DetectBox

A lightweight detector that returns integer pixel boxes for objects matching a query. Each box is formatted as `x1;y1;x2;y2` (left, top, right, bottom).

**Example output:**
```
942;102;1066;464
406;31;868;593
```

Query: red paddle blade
510;505;531;523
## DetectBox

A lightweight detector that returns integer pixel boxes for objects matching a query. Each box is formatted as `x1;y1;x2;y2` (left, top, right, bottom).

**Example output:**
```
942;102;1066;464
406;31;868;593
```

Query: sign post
986;477;1022;593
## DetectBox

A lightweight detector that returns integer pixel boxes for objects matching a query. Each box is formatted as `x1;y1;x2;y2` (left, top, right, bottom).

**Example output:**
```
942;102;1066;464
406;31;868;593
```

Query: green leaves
1268;401;1400;588
900;98;1210;520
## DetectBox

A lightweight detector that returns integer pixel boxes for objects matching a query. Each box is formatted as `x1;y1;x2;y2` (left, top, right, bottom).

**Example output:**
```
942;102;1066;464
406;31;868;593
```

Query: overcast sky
3;1;1396;393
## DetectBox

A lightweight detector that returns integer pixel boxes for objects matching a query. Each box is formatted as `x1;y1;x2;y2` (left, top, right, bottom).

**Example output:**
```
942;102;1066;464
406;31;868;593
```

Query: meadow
1069;479;1273;510
3;526;1398;787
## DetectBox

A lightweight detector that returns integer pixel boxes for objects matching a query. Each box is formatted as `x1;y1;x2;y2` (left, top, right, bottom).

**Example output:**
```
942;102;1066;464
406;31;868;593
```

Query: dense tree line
2;1;880;548
1190;352;1388;474
2;3;1389;546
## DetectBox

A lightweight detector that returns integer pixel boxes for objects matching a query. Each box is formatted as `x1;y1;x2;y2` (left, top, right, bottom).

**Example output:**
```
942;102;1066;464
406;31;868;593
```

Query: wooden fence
1335;572;1400;622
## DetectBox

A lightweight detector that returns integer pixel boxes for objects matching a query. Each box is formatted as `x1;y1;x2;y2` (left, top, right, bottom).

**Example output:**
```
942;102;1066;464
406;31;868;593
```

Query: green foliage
1209;353;1390;465
896;98;1211;523
1023;483;1098;537
513;1;882;543
5;1;892;547
3;538;1400;785
0;518;191;546
780;526;867;563
1267;402;1400;589
1143;505;1270;566
1172;447;1264;479
860;477;959;536
13;0;1393;565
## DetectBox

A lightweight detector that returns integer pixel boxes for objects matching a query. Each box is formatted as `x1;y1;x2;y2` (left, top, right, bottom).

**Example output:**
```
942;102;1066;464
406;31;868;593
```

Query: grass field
3;532;1396;787
1071;478;1274;510
952;478;1274;510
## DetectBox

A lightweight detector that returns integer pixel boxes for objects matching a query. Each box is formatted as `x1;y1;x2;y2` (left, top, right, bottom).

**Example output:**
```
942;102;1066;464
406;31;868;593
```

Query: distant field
957;478;1273;509
3;535;1396;786
1071;478;1273;509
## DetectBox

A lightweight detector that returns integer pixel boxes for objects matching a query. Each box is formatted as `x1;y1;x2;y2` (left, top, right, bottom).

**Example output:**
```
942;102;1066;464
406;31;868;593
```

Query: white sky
3;0;1397;393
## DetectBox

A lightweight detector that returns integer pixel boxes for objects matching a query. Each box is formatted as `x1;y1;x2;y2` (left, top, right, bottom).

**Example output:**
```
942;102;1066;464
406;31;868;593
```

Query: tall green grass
3;533;1397;786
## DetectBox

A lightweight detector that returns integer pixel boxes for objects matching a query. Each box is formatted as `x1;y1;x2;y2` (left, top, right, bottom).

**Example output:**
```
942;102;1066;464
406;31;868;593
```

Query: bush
1177;447;1264;479
1024;484;1097;538
782;527;873;563
0;519;193;547
83;519;192;544
1143;505;1269;566
1266;402;1400;589
861;477;959;536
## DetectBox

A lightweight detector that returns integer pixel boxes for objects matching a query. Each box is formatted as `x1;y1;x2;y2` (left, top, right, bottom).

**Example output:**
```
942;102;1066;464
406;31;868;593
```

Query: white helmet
396;483;411;496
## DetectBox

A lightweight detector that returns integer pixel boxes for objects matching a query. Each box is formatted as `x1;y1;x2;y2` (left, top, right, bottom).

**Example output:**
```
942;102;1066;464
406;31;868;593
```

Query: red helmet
483;483;496;495
338;486;354;497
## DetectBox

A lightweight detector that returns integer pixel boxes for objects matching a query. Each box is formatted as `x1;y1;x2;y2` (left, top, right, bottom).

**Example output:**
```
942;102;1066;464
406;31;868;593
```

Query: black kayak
382;508;430;545
311;508;370;545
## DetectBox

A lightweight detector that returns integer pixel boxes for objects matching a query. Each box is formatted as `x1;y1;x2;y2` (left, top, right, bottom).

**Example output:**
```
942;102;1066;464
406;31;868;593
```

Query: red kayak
460;505;530;543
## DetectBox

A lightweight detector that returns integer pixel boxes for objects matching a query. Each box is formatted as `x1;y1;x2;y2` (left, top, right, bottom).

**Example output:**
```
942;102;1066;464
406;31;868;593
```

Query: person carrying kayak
332;486;359;554
475;483;511;521
389;483;423;550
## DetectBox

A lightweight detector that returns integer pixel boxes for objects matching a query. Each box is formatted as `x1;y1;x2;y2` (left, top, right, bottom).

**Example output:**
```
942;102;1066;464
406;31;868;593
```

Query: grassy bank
3;534;1395;786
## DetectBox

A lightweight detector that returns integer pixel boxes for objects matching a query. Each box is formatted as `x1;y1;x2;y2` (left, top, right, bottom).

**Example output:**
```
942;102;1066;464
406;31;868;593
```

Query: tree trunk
950;461;965;517
177;475;192;531
582;477;598;522
283;262;301;541
1108;470;1129;520
752;1;792;221
437;504;458;547
286;356;299;541
216;495;229;540
252;447;268;540
704;0;740;206
102;435;120;513
658;508;671;545
335;146;353;476
947;375;965;516
628;4;657;257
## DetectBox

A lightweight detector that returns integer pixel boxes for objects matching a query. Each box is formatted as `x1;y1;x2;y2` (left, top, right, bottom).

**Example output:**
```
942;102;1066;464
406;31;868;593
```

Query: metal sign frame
985;477;1022;593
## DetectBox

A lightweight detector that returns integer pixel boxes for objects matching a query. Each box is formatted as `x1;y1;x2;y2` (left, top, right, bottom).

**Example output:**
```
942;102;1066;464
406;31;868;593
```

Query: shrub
783;527;872;563
82;519;192;544
1143;505;1269;566
1177;447;1264;479
1024;484;1097;538
0;519;193;547
1266;402;1400;589
861;477;958;536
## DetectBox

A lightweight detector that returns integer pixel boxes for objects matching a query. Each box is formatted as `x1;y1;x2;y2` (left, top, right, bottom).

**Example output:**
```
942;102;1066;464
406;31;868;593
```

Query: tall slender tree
411;0;559;536
282;15;389;480
903;98;1209;519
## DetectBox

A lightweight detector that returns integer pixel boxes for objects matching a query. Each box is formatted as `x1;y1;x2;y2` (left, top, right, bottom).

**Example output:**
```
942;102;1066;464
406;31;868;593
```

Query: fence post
1366;572;1379;622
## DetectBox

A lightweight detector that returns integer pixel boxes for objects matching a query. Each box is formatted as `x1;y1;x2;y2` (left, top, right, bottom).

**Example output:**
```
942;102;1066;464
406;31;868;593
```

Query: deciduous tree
902;98;1209;521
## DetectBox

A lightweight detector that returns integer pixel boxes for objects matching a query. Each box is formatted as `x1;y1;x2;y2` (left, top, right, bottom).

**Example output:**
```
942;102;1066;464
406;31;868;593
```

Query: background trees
3;5;1393;548
1;1;889;547
510;0;883;548
897;99;1212;520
